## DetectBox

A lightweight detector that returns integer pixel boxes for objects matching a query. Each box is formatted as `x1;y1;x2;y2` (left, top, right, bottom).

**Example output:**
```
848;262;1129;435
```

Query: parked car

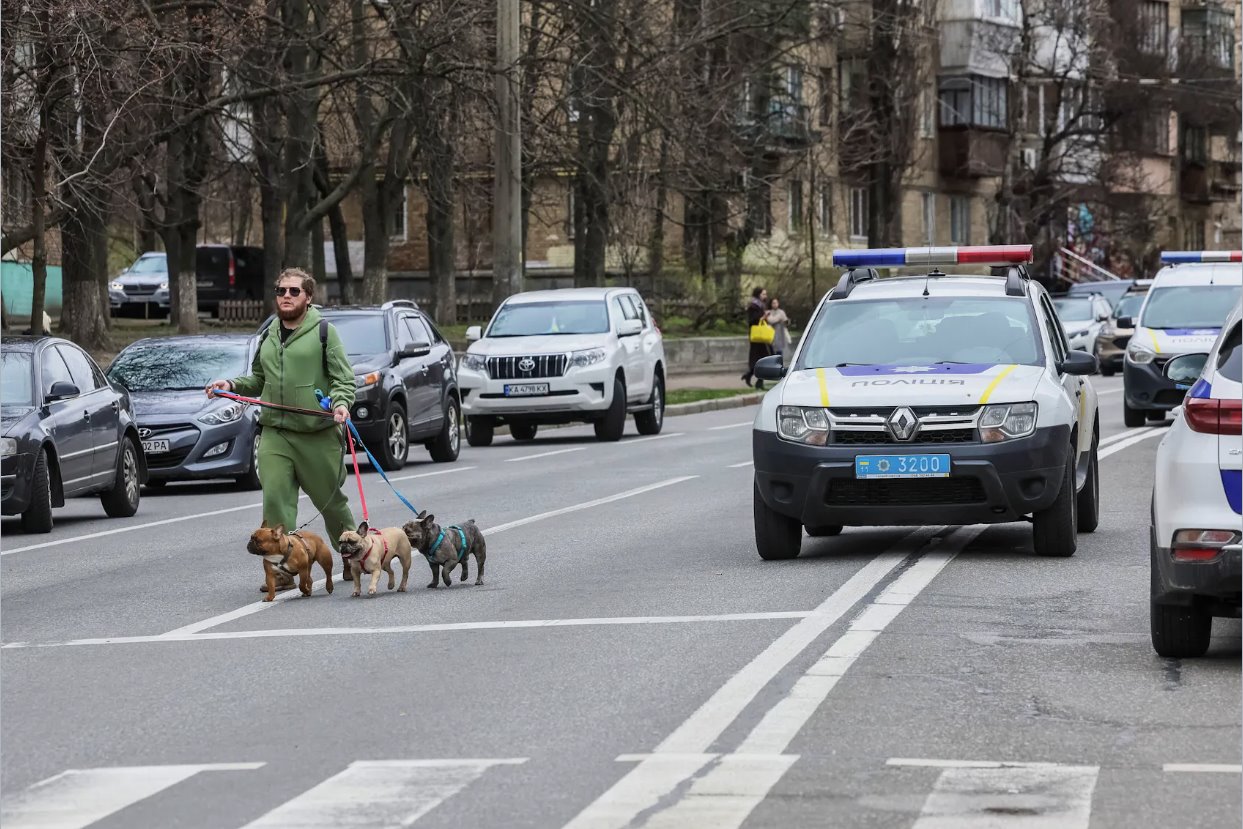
257;300;461;470
106;334;262;489
1066;279;1136;308
1;336;145;533
1093;291;1147;376
1051;292;1112;354
457;287;667;445
110;252;170;317
1149;300;1242;657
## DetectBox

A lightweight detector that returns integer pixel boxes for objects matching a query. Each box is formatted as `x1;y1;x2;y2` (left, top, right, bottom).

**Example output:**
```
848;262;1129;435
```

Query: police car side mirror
1164;352;1209;386
1058;350;1098;376
1115;316;1134;330
753;354;785;381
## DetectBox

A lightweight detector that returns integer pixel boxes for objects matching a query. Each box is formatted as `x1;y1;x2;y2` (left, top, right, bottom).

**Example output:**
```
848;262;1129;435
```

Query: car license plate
855;453;950;479
503;383;549;397
142;440;170;454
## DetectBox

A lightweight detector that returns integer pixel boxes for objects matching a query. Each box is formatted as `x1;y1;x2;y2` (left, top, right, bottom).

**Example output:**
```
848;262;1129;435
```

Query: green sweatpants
258;425;357;556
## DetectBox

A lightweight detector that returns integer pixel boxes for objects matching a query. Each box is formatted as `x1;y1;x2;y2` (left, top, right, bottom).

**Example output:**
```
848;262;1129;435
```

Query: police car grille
487;355;567;379
825;477;986;506
833;428;976;445
830;406;981;418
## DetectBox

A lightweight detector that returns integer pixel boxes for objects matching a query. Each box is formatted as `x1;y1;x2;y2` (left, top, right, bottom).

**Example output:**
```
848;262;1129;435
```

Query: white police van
1122;250;1243;427
751;246;1100;561
1149;298;1242;657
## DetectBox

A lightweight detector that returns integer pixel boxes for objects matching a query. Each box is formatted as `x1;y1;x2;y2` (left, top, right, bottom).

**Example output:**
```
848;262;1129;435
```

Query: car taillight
1172;529;1240;562
1184;396;1243;435
228;258;236;287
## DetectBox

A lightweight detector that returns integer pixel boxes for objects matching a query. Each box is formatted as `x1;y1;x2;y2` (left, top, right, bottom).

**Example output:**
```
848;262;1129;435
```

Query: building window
921;192;936;244
388;186;408;241
848;186;868;240
1138;1;1169;56
838;59;866;115
1183;123;1208;165
819;68;832;126
1183;6;1235;70
1184;220;1205;250
919;88;935;138
771;65;804;124
950;196;970;245
788;180;804;233
939;76;1008;129
1144;110;1171;155
818;187;832;237
566;185;576;239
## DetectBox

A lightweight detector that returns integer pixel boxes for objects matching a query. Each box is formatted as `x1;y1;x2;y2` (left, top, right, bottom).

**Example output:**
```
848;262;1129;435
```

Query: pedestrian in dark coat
742;286;772;389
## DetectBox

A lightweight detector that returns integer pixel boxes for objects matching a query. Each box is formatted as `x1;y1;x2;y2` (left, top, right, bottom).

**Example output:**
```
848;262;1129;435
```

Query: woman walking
742;287;772;390
767;297;790;357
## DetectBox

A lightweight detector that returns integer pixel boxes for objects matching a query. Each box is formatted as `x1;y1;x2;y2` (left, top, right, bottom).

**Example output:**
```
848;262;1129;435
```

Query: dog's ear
357;521;369;535
415;510;427;520
273;524;286;536
422;513;435;526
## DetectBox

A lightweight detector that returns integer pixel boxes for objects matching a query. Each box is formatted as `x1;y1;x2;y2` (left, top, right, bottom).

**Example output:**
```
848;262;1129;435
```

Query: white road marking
6;611;811;649
708;421;753;431
0;467;475;557
1163;763;1243;773
1095;387;1122;396
0;763;264;829
623;433;684;445
239;759;525;828
157;476;699;637
727;460;753;468
1100;428;1164;459
1100;427;1151;447
504;447;586;463
907;763;1099;828
615;527;983;829
889;759;1066;769
560;527;941;829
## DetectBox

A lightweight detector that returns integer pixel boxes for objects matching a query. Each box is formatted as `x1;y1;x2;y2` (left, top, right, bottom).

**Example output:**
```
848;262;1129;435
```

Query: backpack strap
320;317;329;376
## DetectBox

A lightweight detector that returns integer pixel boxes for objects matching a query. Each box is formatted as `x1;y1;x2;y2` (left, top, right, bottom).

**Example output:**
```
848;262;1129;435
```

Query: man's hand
333;405;351;424
206;379;233;398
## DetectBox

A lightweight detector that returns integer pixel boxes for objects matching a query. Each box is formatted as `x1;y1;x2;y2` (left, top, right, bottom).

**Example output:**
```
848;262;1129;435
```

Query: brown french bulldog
402;510;487;588
337;521;412;597
247;525;336;602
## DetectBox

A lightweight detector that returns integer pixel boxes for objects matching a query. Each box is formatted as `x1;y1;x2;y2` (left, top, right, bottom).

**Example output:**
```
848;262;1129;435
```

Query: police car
1122;250;1243;427
751;245;1100;561
1149;299;1242;657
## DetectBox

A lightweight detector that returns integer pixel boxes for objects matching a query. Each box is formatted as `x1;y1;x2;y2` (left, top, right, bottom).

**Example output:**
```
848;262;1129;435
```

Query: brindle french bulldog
402;511;487;588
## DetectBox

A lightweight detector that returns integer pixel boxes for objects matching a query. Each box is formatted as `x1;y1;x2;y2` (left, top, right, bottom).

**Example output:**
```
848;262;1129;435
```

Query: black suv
258;300;461;469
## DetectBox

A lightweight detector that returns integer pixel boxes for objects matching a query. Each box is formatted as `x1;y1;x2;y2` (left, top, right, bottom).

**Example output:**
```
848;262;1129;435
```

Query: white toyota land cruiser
457;287;666;445
751;245;1101;561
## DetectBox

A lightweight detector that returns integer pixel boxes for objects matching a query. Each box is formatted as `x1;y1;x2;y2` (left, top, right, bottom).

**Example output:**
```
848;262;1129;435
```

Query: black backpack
258;318;330;376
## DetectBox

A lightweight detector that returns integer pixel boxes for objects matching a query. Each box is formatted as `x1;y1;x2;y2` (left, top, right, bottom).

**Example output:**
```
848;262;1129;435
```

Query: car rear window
325;314;390;355
1216;323;1242;383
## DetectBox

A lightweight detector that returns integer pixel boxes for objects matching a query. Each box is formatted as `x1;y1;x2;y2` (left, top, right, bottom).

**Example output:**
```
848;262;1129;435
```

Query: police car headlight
198;402;244;426
777;406;829;446
979;402;1037;443
1126;342;1156;365
460;353;488;373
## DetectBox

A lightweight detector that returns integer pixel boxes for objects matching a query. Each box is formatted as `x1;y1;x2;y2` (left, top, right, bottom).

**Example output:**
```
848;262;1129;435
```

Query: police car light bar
832;245;1034;269
1160;250;1243;264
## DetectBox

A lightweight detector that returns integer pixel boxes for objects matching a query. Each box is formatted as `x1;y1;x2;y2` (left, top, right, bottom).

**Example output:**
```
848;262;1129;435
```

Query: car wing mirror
753;354;786;381
44;381;81;402
1115;316;1134;329
398;344;432;359
1058;350;1098;376
465;325;482;342
618;319;643;337
1163;352;1209;387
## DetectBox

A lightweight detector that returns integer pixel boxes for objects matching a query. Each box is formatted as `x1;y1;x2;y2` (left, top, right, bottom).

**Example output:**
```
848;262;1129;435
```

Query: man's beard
277;304;305;322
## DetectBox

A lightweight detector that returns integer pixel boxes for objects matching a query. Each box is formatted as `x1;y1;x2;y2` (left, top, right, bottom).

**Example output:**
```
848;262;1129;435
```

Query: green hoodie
229;307;356;433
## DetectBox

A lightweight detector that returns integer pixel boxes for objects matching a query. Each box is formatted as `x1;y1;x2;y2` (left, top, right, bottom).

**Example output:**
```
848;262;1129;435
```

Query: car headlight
460;353;488;373
355;371;381;389
158;281;168;291
1126;342;1156;365
198;402;244;425
776;405;829;446
109;280;124;292
568;348;607;368
979;402;1037;443
0;438;16;457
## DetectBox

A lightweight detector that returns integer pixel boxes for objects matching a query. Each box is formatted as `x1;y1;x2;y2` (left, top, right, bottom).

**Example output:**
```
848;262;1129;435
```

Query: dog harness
272;532;308;578
426;525;469;564
344;529;388;575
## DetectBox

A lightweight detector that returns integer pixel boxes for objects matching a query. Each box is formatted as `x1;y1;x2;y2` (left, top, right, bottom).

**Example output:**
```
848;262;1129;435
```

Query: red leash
345;426;368;522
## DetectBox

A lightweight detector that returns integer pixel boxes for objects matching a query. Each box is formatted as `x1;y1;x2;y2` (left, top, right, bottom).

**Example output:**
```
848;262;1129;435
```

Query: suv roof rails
829;268;880;300
381;299;419;311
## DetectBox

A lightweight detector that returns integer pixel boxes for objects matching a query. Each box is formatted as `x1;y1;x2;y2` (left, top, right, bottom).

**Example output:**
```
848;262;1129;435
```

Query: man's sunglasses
274;286;303;297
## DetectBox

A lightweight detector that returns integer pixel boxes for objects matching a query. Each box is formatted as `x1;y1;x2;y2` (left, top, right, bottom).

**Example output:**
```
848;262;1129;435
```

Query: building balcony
938;126;1008;178
738;104;816;154
1180;162;1242;204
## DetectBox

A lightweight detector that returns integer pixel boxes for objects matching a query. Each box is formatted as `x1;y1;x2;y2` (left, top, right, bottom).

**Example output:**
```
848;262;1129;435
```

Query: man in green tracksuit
207;268;356;592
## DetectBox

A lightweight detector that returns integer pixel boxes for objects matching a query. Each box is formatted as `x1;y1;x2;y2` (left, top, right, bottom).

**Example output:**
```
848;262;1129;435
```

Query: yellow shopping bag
749;320;775;345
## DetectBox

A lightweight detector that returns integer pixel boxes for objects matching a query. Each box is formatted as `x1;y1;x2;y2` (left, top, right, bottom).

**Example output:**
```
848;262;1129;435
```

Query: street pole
493;0;523;307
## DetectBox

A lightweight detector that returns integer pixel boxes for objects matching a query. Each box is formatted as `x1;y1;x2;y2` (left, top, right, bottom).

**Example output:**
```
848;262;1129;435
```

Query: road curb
489;392;763;437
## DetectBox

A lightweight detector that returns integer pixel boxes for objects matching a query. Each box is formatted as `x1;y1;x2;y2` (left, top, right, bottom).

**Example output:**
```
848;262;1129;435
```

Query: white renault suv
458;287;666;445
1150;298;1242;658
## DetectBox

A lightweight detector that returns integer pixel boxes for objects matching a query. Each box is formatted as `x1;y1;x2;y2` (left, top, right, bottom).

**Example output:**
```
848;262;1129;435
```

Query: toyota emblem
886;407;918;442
138;427;152;439
518;357;536;373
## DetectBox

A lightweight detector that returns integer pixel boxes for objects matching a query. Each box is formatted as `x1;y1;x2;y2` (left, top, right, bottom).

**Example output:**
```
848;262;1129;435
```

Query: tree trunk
426;164;458;325
326;203;355;305
29;94;50;337
59;188;111;351
360;179;390;304
282;0;315;269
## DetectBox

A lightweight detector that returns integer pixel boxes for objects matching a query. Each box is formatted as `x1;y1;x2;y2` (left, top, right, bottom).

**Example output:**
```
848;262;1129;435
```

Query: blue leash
316;389;421;516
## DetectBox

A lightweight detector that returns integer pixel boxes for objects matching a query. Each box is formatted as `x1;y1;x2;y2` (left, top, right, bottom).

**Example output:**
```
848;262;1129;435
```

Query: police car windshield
1139;286;1238;330
798;297;1042;370
1052;297;1093;321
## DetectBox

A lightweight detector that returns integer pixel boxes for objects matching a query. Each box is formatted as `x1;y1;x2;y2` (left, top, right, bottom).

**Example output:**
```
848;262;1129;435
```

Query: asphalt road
2;373;1239;828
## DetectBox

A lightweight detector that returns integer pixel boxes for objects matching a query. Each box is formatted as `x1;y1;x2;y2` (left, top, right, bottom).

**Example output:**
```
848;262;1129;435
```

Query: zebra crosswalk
1;755;1237;829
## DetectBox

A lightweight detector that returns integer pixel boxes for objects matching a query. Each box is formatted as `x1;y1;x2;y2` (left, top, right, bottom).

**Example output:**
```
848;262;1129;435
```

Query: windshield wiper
833;362;868;367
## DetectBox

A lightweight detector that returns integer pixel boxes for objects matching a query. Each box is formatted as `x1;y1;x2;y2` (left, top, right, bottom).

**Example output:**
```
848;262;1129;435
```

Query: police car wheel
1151;603;1212;658
1123;402;1147;428
1076;435;1100;534
1032;449;1077;558
806;525;843;537
753;480;801;560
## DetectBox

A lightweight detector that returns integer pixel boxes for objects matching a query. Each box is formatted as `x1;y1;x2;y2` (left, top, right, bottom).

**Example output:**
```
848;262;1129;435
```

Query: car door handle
82;410;91;422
